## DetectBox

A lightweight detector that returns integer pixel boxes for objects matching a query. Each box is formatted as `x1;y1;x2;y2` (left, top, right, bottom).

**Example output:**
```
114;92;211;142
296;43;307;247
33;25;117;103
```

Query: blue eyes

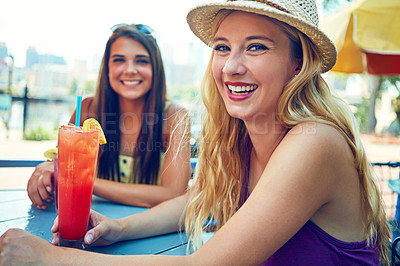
112;58;150;64
137;59;150;64
214;43;268;52
214;45;229;52
248;44;267;51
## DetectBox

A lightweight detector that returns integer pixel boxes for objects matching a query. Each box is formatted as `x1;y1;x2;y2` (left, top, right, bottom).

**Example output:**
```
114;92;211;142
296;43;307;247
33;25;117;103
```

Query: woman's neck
245;118;287;169
118;96;145;147
118;96;146;115
245;118;287;194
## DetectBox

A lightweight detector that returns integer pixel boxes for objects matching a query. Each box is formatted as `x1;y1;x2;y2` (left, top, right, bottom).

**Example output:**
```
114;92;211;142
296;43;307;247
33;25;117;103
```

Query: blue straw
75;96;82;127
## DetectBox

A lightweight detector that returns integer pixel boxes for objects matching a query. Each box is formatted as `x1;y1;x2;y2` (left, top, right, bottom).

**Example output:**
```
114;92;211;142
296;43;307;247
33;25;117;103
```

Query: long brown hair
93;24;166;185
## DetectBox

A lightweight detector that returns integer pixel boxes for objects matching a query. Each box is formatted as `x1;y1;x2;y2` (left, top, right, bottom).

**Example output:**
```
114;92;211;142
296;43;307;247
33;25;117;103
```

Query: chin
226;109;250;120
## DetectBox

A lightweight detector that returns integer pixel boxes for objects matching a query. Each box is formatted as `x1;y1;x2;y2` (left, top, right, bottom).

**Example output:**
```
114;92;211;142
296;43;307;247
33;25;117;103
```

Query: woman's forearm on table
93;179;187;208
118;193;189;241
57;247;192;265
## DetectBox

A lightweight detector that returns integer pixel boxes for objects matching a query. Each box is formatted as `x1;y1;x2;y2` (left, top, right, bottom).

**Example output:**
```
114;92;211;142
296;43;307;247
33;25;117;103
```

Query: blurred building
24;46;69;97
161;41;205;87
0;42;7;59
187;42;206;85
27;64;69;97
0;43;10;91
71;59;88;92
25;46;66;70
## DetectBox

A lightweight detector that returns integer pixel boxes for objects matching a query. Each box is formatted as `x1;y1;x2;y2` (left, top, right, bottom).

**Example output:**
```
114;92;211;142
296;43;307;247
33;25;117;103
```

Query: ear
294;59;303;75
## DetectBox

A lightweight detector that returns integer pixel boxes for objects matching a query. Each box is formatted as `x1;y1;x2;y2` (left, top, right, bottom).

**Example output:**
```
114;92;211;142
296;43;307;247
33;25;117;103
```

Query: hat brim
187;1;337;73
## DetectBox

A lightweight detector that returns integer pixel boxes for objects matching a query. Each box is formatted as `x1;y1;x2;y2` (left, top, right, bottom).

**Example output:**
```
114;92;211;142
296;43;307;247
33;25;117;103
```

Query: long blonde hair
185;10;390;264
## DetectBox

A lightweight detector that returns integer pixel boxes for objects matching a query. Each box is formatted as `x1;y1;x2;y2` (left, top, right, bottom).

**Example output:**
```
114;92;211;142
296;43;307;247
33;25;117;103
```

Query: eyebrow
213;35;275;44
247;36;275;43
111;54;150;59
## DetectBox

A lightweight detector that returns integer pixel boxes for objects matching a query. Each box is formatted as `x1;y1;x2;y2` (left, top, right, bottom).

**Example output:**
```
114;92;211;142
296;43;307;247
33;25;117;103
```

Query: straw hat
187;0;337;73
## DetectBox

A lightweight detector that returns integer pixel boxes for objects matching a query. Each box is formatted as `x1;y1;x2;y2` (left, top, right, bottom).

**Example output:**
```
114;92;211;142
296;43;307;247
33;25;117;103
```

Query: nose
125;60;138;74
222;52;246;76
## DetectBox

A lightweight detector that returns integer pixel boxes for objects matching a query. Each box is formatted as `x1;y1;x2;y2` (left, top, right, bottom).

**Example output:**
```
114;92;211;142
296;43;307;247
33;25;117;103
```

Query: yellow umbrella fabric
320;0;400;74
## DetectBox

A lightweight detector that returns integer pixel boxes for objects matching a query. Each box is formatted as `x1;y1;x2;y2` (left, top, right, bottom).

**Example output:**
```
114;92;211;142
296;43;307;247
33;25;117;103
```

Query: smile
122;80;141;86
227;84;258;95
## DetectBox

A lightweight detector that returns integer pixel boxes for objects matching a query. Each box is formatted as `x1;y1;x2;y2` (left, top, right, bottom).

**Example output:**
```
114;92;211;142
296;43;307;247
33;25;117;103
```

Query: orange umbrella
320;0;400;75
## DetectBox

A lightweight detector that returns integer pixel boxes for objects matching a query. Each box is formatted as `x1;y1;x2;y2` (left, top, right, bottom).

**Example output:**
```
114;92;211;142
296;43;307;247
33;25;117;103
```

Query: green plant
167;84;199;101
354;97;369;134
24;127;57;141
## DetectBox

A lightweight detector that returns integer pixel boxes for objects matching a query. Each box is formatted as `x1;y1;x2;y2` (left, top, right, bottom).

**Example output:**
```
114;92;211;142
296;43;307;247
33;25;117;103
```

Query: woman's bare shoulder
162;102;191;144
69;97;96;124
286;122;349;149
82;97;95;112
164;102;190;126
165;102;189;117
273;121;355;175
81;97;97;120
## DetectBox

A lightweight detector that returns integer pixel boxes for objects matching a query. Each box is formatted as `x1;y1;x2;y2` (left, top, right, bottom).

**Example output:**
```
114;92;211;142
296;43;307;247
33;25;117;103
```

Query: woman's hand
27;161;55;209
51;210;123;246
0;228;58;265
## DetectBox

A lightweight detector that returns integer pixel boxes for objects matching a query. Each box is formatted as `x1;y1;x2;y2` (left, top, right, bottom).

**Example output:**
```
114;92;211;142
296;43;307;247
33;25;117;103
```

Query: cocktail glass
53;156;58;214
57;124;100;248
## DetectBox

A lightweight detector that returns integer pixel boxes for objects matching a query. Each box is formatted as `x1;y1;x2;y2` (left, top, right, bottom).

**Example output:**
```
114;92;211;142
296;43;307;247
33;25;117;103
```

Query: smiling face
108;36;153;102
212;11;301;124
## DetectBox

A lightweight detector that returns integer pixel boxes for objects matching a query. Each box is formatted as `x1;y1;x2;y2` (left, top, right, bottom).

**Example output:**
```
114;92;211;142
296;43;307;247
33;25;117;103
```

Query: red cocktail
57;124;100;247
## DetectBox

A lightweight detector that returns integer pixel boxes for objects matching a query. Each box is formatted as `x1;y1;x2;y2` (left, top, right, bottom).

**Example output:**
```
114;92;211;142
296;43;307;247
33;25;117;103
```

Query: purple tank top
242;143;378;265
261;220;379;265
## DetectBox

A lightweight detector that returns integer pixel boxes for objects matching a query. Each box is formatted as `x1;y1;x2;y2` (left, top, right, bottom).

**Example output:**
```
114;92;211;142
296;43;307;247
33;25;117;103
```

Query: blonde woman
0;0;390;265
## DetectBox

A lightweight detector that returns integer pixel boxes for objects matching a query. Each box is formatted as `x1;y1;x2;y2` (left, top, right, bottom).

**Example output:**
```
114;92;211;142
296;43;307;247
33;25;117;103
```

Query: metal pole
23;85;28;139
7;55;14;94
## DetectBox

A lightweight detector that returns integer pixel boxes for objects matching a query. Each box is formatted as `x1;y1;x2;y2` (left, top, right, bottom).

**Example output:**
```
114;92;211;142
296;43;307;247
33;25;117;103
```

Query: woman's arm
185;122;362;265
0;228;189;266
0;193;191;265
93;104;192;207
97;192;190;242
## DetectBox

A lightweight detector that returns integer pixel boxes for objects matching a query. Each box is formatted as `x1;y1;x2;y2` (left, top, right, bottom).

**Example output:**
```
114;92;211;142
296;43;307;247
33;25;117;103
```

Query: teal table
0;189;189;255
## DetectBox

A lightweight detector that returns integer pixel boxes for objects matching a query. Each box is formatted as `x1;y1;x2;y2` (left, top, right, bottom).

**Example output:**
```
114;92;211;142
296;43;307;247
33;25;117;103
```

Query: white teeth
122;80;140;85
227;85;257;92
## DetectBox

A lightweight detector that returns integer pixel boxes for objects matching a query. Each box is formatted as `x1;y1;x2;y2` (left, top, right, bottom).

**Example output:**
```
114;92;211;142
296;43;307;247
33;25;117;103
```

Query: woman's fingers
27;162;55;209
28;175;49;209
51;232;59;245
83;210;118;246
51;216;59;245
51;216;59;233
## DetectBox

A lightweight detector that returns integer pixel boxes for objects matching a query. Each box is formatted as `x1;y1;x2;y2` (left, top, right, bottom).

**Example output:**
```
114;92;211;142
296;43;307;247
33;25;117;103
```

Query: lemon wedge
82;118;107;145
44;148;58;160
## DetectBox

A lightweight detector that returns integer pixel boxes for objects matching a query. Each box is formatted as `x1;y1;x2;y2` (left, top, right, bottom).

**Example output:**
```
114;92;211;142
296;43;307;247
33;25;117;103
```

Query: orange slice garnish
82;118;107;145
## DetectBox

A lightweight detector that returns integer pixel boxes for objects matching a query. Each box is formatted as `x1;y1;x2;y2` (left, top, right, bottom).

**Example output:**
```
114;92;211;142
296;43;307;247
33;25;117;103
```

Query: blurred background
0;0;209;143
1;0;399;216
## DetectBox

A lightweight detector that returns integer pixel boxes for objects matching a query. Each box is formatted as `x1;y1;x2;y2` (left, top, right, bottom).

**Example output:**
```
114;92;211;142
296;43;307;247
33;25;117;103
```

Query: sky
0;0;210;67
0;0;333;68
